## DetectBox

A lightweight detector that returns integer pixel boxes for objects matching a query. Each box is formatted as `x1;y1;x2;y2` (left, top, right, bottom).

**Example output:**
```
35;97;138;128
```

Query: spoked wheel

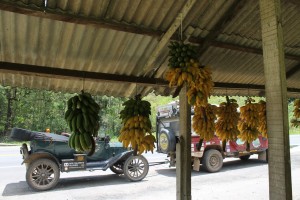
26;159;60;191
123;155;149;181
110;162;124;174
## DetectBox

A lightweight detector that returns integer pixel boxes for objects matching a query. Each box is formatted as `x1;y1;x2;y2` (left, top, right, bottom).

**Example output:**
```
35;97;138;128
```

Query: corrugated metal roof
1;0;300;98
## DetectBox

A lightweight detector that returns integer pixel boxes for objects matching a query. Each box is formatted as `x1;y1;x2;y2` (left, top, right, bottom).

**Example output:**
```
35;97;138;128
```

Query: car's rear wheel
123;155;149;181
110;162;124;174
26;158;60;191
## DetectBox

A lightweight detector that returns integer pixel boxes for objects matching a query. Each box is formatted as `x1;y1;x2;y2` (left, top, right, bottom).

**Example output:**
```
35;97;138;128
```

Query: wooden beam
142;0;197;75
0;1;163;38
189;37;300;61
177;84;191;200
259;0;292;199
1;62;300;94
0;62;168;87
196;0;247;57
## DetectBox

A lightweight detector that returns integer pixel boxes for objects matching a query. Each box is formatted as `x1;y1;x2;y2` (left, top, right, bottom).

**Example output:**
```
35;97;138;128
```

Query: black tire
239;155;251;161
123;155;149;182
26;159;60;191
158;130;176;153
110;162;124;174
202;149;223;173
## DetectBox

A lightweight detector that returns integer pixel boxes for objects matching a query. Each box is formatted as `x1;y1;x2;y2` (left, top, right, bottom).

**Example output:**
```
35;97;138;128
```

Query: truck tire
202;149;223;173
158;129;176;153
26;158;60;191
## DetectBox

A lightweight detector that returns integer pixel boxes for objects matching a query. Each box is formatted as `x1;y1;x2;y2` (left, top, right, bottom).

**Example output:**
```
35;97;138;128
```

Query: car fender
23;152;60;167
105;150;134;170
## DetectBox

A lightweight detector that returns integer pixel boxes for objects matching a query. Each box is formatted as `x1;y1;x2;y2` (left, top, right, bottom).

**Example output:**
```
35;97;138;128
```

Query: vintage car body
10;128;149;191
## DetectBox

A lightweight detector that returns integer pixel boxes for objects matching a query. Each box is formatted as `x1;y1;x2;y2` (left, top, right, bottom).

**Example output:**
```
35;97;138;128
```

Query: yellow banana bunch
187;65;214;107
293;99;300;118
192;104;218;140
138;134;156;155
238;98;260;143
165;68;194;87
257;100;267;138
118;95;154;154
215;97;240;141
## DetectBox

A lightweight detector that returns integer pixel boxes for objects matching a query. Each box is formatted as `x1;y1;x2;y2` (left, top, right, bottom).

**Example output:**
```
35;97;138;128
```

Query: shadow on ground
155;158;267;177
2;173;137;196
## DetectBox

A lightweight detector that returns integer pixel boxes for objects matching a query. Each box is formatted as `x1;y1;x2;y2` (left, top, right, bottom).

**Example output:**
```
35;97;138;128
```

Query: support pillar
259;0;293;199
176;84;191;200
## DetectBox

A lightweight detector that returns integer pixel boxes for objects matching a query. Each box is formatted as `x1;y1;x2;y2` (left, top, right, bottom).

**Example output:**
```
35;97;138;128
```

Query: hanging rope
180;13;183;41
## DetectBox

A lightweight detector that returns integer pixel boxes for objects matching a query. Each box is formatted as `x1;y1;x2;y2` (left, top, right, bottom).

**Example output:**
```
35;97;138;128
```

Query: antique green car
10;128;149;191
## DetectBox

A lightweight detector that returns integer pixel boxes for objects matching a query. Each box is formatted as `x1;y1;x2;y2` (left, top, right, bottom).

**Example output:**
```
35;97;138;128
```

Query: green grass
289;128;300;135
0;135;29;145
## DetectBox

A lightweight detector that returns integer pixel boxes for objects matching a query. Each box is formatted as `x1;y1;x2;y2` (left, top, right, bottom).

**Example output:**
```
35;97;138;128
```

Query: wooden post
259;0;293;199
176;84;191;200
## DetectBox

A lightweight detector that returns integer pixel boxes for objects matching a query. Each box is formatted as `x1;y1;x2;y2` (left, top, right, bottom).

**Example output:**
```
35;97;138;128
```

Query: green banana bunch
68;132;95;156
119;94;151;123
65;91;100;155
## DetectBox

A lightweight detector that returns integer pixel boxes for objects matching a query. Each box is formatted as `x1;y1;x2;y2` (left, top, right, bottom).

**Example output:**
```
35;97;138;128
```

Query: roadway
0;136;299;200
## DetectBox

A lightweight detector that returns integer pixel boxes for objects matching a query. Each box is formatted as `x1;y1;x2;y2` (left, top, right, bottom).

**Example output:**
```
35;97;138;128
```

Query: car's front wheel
110;162;124;174
26;158;60;191
123;155;149;181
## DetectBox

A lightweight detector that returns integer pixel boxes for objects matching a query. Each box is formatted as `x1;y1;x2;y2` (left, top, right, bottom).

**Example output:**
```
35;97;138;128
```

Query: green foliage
94;96;124;137
0;86;126;140
0;84;299;143
208;96;266;107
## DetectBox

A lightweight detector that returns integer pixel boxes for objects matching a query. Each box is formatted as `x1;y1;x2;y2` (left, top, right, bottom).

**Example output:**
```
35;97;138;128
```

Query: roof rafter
189;38;300;62
286;63;300;79
1;61;300;95
0;1;163;37
0;62;168;87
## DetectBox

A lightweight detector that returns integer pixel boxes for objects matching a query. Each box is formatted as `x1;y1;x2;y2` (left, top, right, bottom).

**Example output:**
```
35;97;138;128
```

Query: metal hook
44;0;48;13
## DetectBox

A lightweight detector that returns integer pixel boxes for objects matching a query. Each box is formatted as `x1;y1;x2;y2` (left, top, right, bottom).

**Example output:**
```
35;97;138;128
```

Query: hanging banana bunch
238;97;260;143
257;100;267;138
64;91;100;155
118;94;155;155
291;99;300;128
165;41;214;107
215;96;240;141
293;99;300;118
192;104;218;141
